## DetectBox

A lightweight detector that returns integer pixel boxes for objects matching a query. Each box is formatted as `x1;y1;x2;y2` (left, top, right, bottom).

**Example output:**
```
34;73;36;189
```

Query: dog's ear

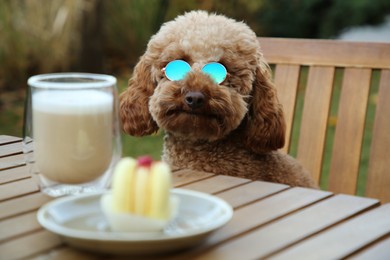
241;56;286;153
119;55;158;136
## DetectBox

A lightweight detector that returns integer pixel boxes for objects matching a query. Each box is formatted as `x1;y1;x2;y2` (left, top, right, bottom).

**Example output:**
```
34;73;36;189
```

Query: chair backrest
259;37;390;202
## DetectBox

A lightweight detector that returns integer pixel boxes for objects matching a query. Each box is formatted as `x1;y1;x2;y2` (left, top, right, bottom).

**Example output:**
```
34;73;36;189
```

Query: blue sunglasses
163;60;228;84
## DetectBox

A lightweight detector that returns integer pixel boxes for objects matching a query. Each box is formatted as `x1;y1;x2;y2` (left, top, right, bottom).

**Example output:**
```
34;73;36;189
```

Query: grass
121;132;164;160
0;89;25;137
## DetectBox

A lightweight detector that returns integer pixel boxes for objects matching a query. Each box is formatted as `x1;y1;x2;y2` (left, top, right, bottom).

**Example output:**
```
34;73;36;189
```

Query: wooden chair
259;37;390;202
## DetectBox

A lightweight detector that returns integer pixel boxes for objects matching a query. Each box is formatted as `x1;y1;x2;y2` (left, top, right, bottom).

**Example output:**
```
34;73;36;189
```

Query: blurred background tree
1;0;390;92
1;0;389;139
253;0;390;38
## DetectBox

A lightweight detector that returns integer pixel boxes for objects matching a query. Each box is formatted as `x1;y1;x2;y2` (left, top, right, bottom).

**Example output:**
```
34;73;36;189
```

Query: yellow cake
101;156;178;232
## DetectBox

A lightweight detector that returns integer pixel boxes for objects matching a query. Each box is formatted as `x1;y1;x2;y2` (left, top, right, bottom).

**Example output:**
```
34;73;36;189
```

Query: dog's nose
185;91;205;109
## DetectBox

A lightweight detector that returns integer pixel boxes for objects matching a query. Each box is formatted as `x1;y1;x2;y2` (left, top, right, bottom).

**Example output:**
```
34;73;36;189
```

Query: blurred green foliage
1;0;389;92
0;0;82;91
103;0;165;70
255;0;390;38
1;0;389;138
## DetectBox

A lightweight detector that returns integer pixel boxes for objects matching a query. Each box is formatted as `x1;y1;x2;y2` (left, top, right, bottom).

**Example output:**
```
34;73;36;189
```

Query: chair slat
296;66;334;183
366;69;390;202
274;64;300;153
328;68;371;194
260;37;390;201
260;38;390;69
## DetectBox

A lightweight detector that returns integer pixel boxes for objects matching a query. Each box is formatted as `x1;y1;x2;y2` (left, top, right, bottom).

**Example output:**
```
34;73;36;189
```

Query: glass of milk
23;73;122;197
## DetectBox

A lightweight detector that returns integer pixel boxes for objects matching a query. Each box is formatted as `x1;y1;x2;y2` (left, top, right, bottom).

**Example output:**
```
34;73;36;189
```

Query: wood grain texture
0;192;51;220
0;154;25;171
0;211;40;242
207;187;332;246
173;187;332;259
0;178;39;201
34;247;98;260
0;165;31;184
198;194;378;260
260;38;390;201
172;169;214;187
365;69;390;202
351;235;390;260
272;203;390;259
260;37;390;69
296;66;334;183
0;230;62;260
0;142;23;158
0;135;22;145
273;64;301;152
328;68;371;195
180;175;250;194
216;181;288;208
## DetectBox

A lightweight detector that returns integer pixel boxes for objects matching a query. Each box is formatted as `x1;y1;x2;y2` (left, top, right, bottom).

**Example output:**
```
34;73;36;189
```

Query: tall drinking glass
23;73;122;197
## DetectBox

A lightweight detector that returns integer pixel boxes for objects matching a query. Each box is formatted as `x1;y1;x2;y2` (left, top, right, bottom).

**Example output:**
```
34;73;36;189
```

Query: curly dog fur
120;11;316;188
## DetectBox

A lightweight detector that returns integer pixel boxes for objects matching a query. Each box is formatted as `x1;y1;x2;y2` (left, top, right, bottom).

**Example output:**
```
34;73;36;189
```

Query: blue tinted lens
164;60;191;81
202;62;227;84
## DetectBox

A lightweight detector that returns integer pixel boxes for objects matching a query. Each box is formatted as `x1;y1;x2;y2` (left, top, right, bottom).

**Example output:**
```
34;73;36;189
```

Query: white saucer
37;188;233;255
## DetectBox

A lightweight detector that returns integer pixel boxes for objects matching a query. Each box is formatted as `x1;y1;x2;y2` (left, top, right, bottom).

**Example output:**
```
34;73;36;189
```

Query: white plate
37;188;233;255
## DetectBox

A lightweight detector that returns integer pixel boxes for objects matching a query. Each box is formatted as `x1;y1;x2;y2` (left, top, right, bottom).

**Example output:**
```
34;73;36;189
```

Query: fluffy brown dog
120;11;316;188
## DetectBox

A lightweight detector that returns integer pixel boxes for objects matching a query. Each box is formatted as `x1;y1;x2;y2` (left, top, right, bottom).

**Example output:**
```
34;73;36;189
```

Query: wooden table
1;134;390;259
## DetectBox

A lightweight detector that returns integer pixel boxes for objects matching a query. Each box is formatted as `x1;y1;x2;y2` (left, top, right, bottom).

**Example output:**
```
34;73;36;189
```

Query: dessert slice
101;156;178;232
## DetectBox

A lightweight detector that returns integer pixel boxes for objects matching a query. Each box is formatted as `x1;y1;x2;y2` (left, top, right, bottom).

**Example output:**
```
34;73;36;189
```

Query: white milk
32;90;113;184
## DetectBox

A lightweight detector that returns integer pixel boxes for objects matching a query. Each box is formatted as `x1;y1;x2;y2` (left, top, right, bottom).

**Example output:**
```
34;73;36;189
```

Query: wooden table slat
181;175;251;194
0;153;26;171
0;165;31;184
197;194;378;260
0;230;62;260
0;142;23;158
0;192;51;220
0;178;39;201
1;133;390;258
351;234;390;260
33;247;98;260
173;169;214;187
0;211;40;242
0;135;22;146
271;203;390;259
216;181;289;209
174;187;332;258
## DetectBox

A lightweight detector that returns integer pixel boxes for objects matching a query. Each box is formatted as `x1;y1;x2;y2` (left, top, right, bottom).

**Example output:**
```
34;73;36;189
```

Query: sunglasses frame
162;60;229;84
